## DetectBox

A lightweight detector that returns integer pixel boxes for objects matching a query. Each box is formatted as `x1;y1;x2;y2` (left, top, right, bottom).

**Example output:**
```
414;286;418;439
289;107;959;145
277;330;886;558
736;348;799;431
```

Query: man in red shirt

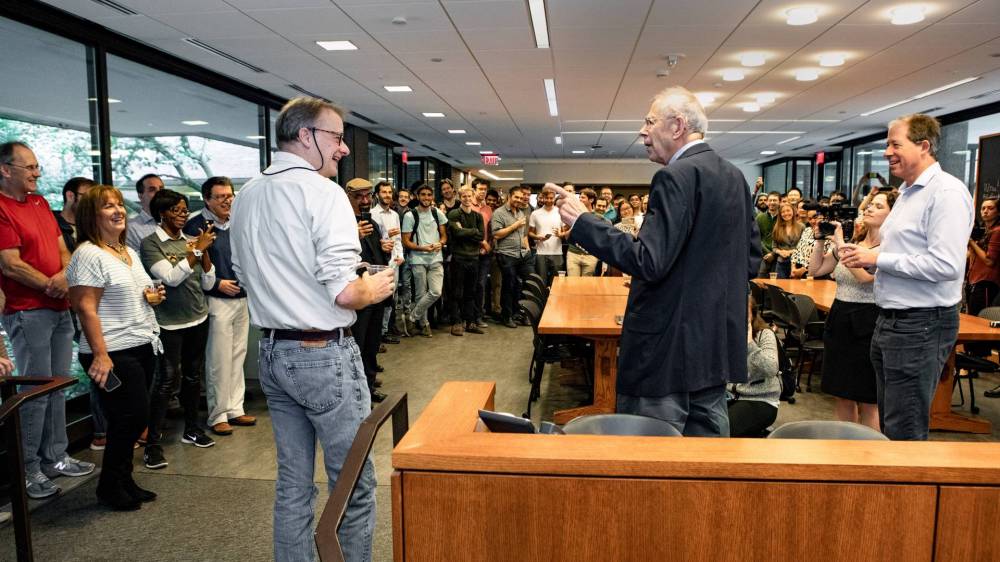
0;142;94;500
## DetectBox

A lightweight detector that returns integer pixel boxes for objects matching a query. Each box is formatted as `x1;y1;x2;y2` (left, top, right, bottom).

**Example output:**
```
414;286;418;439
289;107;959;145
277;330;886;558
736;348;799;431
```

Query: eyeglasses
4;162;42;174
310;127;344;146
166;206;190;215
642;114;680;128
211;194;235;201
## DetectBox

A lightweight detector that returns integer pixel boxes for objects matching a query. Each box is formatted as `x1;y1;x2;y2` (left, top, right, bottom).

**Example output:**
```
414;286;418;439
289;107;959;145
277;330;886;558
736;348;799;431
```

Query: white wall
522;159;663;185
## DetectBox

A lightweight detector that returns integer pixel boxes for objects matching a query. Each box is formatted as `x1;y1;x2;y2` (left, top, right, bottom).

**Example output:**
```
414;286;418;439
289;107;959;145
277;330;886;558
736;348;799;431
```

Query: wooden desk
538;295;624;424
392;382;1000;562
756;278;997;434
549;276;631;297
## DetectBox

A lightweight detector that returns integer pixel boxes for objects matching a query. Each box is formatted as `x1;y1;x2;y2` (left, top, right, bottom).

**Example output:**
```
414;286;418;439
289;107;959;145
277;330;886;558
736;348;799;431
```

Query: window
849;140;892;201
763;161;787;193
368;141;390;185
940;114;1000;191
107;55;262;211
0;17;100;209
793;159;813;194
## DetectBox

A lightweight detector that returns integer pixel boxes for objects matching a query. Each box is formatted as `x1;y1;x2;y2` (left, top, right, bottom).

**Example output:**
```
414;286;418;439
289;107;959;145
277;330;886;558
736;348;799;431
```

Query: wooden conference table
756;278;996;434
540;277;628;424
391;381;1000;561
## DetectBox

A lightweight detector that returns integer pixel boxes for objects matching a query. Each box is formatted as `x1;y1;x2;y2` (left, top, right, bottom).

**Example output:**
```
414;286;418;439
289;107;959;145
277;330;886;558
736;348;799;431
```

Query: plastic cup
558;271;566;277
769;272;778;280
368;264;390;274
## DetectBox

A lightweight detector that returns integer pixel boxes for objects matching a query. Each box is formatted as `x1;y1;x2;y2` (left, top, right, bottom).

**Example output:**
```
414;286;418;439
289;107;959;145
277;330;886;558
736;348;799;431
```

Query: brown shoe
228;415;257;426
211;422;234;436
451;323;464;336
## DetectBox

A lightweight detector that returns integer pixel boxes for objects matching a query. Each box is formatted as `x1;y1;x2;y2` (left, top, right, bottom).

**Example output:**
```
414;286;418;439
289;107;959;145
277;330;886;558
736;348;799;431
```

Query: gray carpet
0;471;396;562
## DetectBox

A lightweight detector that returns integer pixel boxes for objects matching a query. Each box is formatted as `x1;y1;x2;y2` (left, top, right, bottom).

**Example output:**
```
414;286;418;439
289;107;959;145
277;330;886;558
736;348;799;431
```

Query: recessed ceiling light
554;136;562;144
182;120;208;126
722;69;745;81
743;103;761;113
795;69;820;81
543;78;558;117
889;5;926;25
740;52;767;67
528;0;549;48
465;141;481;146
776;136;801;145
422;112;445;118
246;135;265;140
785;7;818;26
818;53;846;67
695;92;717;105
756;93;778;105
571;150;586;154
316;40;358;51
384;86;412;92
448;129;466;134
760;150;777;155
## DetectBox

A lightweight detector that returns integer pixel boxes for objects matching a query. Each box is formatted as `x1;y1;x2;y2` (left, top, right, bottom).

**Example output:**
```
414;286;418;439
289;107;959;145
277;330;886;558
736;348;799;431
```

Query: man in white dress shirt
841;113;973;441
230;97;394;562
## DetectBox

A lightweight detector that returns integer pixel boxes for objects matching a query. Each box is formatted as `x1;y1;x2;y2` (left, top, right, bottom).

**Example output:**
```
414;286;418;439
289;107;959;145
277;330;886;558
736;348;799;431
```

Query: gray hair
275;97;345;147
651;87;708;136
0;141;31;164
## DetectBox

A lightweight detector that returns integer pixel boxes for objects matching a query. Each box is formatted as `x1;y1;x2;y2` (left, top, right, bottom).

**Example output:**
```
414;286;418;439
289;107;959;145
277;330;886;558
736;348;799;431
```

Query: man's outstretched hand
543;182;587;229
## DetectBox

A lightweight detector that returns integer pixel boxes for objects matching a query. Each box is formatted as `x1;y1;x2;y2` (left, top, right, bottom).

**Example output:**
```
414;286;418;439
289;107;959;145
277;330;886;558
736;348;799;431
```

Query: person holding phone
67;185;165;511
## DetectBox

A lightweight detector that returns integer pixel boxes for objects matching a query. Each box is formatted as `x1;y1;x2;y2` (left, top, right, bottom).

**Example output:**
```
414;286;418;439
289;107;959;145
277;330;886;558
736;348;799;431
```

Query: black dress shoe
97;487;142;511
375;364;384;373
381;335;400;344
374;380;382;388
124;479;157;503
371;390;388;403
986;384;1000;398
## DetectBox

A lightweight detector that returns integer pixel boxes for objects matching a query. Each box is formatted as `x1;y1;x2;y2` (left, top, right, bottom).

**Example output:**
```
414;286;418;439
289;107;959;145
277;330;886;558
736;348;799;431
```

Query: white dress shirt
874;162;974;309
231;151;361;330
370;203;403;262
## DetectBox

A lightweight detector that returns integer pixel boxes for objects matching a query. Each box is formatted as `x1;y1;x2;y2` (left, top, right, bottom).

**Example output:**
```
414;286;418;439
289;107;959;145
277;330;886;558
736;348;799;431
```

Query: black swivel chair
562;414;682;436
767;420;888;440
519;298;591;417
954;306;1000;413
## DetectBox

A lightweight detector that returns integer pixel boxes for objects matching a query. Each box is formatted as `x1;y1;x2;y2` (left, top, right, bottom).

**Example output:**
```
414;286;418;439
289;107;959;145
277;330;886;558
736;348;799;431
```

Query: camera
971;223;986;242
817;204;858;241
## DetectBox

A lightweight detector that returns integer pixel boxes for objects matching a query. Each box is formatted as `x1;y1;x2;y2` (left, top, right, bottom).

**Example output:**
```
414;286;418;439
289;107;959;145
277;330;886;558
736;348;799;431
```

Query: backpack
774;333;796;404
409;206;444;245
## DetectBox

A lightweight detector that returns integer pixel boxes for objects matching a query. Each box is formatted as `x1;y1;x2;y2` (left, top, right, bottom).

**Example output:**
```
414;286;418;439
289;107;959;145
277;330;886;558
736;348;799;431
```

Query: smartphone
990;321;1000;329
360;211;372;223
104;368;122;392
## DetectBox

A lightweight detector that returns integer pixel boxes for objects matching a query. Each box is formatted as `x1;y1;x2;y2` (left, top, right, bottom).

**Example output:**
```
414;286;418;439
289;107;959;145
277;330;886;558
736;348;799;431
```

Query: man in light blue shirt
841;113;973;441
401;184;447;336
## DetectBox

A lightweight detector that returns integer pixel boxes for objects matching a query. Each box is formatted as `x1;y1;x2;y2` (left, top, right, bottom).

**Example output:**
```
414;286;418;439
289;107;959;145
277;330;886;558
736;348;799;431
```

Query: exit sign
481;153;500;166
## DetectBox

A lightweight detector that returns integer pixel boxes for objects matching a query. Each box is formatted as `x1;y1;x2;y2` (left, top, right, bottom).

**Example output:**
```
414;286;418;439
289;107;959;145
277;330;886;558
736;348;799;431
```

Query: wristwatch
192;249;203;258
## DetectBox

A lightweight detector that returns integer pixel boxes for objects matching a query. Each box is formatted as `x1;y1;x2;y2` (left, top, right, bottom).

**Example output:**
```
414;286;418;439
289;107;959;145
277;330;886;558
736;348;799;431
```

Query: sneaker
466;322;485;335
25;471;59;499
405;316;419;336
44;456;96;478
986;384;1000;398
143;446;168;469
503;319;518;329
421;323;433;338
476;320;489;329
90;437;107;451
451;323;464;336
181;429;216;448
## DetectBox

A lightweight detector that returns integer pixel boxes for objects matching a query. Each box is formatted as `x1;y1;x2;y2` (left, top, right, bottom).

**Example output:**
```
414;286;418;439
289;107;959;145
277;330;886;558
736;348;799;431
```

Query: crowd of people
0;86;992;561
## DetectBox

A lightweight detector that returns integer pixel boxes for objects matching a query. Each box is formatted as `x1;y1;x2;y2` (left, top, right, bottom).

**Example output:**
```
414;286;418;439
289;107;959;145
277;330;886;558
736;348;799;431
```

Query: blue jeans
617;384;730;437
259;335;376;562
410;262;444;324
870;305;960;441
2;309;74;474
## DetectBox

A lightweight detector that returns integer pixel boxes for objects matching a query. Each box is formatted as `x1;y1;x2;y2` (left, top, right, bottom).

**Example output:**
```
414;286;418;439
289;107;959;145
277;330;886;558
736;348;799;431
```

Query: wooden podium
391;382;1000;562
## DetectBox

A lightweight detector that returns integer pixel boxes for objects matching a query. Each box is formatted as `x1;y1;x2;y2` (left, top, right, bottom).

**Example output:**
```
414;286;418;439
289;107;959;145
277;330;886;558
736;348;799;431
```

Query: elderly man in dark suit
546;86;761;436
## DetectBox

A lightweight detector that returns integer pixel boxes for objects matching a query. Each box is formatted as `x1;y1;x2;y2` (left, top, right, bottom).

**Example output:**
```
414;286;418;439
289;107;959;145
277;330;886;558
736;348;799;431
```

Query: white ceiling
36;0;1000;170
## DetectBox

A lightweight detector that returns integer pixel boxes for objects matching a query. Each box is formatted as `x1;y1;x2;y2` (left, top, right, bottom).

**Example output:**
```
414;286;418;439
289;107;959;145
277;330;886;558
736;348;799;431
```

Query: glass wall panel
793;160;812;193
107;55;261;211
763;161;786;193
368;141;389;185
0;17;100;209
849;139;892;202
820;161;839;198
941;113;1000;191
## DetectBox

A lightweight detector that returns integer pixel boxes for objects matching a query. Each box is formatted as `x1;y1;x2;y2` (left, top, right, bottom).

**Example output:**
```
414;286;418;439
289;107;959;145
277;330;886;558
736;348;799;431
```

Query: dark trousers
535;254;564;286
497;253;536;322
449;255;480;324
80;344;154;494
477;254;492;321
966;281;998;316
726;400;777;437
617;384;730;437
354;304;384;391
870;306;960;441
149;320;208;442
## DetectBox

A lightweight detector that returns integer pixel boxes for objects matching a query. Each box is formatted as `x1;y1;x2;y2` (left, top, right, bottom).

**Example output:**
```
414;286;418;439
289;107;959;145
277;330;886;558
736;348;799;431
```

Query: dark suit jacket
570;143;762;396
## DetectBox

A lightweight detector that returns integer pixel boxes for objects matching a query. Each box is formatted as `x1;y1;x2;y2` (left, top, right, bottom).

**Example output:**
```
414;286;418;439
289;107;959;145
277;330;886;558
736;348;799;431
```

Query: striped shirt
66;242;161;354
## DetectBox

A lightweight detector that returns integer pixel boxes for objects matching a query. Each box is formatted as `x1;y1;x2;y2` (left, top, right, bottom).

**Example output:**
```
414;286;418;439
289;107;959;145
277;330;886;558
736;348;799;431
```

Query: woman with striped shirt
67;185;165;511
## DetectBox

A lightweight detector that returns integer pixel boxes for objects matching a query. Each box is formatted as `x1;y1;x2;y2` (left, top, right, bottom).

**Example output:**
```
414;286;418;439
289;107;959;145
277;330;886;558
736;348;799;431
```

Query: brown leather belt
263;328;352;342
